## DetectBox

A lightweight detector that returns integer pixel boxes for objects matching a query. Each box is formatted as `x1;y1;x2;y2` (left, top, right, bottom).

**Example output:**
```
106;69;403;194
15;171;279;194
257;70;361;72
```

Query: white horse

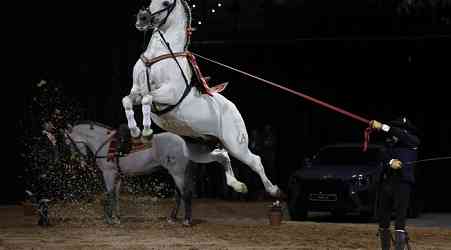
64;121;244;226
121;0;281;198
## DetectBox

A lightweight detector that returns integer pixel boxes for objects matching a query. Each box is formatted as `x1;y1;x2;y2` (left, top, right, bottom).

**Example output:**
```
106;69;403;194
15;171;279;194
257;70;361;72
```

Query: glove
390;159;403;169
370;120;382;130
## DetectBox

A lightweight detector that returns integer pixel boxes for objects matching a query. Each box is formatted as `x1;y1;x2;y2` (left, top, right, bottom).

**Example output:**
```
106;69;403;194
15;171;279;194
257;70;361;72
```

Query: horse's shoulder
133;59;146;72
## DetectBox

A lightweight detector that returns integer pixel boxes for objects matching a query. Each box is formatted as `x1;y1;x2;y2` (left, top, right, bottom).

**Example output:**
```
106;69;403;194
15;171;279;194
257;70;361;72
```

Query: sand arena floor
1;194;451;250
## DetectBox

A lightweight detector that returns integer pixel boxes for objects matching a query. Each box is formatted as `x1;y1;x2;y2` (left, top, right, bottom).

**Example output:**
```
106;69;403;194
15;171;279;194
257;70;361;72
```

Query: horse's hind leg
181;187;193;227
122;95;141;138
168;163;193;226
227;145;280;197
210;149;247;194
168;188;181;224
219;107;280;197
182;162;194;227
186;143;247;194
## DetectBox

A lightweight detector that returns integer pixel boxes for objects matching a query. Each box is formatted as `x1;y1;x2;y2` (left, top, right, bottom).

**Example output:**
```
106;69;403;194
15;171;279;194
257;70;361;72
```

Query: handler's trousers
378;178;412;230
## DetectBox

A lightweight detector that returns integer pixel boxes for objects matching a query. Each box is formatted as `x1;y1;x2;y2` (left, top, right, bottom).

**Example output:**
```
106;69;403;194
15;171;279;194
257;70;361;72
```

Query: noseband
138;0;177;30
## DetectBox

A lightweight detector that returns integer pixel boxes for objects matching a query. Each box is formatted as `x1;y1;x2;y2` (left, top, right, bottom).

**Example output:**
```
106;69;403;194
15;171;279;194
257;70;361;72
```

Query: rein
140;31;193;116
65;129;124;177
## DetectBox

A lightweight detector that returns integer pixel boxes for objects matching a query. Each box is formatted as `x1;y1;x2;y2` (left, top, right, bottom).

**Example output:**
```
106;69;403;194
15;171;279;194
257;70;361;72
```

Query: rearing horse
121;0;281;197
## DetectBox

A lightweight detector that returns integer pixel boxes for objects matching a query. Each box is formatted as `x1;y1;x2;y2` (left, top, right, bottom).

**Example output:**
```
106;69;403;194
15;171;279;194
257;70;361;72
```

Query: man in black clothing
370;116;421;250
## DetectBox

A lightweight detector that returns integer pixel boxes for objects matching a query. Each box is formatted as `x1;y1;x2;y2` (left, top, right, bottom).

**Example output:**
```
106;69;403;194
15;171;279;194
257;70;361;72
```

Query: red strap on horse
187;53;214;96
107;136;118;162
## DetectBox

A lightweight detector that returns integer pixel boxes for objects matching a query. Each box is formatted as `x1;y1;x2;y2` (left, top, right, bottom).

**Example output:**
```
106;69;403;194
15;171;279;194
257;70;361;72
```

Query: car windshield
316;146;381;165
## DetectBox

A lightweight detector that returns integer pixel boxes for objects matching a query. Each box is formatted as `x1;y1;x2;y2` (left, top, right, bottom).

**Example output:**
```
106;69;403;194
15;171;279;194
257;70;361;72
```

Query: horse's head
136;0;187;31
64;121;115;160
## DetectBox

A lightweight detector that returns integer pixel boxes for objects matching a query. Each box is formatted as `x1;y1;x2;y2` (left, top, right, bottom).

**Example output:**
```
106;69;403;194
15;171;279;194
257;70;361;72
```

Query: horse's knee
249;154;264;172
217;154;231;167
142;94;153;105
213;149;231;166
122;96;133;109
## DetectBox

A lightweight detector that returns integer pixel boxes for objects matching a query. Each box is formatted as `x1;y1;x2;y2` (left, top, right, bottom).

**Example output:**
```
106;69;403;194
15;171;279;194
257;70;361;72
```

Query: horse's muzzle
136;9;154;31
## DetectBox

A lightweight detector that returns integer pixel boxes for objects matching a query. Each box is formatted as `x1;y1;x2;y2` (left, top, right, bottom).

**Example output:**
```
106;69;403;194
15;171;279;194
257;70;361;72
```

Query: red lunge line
190;52;372;150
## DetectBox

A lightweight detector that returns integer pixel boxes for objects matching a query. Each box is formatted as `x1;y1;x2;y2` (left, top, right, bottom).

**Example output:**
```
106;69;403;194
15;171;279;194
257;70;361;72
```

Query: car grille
309;193;337;202
302;179;348;205
302;179;347;193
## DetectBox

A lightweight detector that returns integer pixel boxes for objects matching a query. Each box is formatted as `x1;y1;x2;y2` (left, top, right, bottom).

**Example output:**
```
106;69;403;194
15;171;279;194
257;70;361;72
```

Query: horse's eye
162;1;170;7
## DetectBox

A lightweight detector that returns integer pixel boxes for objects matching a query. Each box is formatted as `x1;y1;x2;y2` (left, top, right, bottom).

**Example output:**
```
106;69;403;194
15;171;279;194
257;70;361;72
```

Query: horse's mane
73;120;114;131
181;0;192;50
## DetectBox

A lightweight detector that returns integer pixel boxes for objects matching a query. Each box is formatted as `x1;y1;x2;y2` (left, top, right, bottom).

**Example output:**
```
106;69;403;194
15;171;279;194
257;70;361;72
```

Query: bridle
64;127;117;165
64;124;125;178
137;0;177;31
137;0;193;116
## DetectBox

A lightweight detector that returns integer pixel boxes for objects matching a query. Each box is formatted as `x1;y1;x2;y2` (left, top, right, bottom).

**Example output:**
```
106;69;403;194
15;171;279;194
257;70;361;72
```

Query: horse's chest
133;61;162;92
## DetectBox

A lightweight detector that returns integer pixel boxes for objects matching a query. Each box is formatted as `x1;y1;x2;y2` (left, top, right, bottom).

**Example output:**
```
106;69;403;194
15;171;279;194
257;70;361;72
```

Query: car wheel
288;179;308;221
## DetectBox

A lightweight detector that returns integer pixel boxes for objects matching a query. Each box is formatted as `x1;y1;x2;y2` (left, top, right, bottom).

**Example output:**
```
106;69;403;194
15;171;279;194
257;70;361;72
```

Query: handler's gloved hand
390;159;403;169
370;120;382;130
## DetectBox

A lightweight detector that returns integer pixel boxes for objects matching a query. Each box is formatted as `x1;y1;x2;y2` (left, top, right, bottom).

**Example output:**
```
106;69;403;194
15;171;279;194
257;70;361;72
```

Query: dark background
9;1;451;210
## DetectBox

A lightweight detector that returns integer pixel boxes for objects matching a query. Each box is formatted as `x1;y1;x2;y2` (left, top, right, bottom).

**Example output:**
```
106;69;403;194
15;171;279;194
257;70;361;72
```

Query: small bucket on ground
268;200;283;226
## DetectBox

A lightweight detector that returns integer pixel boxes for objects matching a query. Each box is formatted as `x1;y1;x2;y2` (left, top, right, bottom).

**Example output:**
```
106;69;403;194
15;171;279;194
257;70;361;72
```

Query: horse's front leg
141;94;153;138
102;168;119;225
181;186;193;227
112;178;122;224
122;94;141;138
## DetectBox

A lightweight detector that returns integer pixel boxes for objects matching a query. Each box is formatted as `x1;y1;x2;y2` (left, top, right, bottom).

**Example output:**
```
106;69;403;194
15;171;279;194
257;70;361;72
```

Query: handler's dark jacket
382;126;420;184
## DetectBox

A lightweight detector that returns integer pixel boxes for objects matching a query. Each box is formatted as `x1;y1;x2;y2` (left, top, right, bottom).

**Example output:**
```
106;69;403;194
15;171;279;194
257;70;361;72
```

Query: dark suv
287;143;423;220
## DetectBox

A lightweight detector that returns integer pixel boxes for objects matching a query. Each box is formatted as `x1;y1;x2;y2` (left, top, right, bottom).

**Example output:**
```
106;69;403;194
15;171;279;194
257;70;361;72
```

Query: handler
370;116;421;250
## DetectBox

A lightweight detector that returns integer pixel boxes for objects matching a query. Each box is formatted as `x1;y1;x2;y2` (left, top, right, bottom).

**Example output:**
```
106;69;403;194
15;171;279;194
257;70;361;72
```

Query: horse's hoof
105;217;114;225
130;128;141;138
182;219;192;227
268;185;282;198
112;217;121;225
167;217;177;224
234;182;248;194
142;128;153;137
